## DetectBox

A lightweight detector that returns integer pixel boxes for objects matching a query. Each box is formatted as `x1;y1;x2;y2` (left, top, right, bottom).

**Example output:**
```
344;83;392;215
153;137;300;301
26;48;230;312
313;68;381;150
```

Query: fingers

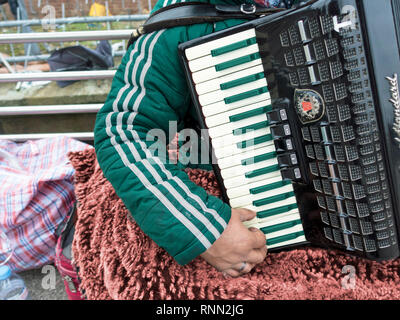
223;263;255;278
234;208;256;222
246;247;267;265
248;227;267;249
232;261;254;274
222;269;241;278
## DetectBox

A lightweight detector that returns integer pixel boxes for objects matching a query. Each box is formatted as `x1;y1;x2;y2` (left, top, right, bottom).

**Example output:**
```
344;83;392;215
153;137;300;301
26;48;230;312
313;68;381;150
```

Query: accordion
179;0;400;261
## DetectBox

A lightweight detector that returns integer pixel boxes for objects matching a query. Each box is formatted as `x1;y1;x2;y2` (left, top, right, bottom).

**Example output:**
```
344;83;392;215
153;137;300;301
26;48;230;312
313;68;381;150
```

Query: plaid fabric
0;137;92;272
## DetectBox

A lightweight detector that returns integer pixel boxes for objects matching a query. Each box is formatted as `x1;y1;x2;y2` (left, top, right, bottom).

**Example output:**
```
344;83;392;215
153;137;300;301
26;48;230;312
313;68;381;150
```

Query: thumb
233;208;257;222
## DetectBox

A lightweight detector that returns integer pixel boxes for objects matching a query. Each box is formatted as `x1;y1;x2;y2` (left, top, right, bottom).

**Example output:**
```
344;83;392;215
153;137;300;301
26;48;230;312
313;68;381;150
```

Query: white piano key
213;136;274;160
264;224;304;242
267;235;307;249
205;100;270;129
211;126;270;149
243;195;298;213
199;78;268;107
226;174;286;199
217;144;276;170
192;58;262;84
223;166;281;190
195;64;266;95
244;211;301;230
185;29;256;61
202;92;271;118
208;115;269;138
188;44;260;73
221;157;278;181
229;183;294;208
253;208;300;226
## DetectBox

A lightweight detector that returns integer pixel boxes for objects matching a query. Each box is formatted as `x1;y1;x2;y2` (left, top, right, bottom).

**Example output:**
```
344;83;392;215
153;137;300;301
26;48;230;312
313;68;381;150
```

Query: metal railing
0;70;116;82
0;29;132;141
0;132;95;142
4;50;126;63
0;0;149;69
0;14;149;28
0;29;134;44
0;104;102;115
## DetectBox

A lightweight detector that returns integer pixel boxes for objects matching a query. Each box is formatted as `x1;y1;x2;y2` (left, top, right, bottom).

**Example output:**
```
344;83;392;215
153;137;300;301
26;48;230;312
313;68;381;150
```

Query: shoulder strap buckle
240;4;256;15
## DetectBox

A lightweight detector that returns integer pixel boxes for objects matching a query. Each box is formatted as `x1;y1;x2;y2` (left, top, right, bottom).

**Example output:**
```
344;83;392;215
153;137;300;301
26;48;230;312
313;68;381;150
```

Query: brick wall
1;0;159;20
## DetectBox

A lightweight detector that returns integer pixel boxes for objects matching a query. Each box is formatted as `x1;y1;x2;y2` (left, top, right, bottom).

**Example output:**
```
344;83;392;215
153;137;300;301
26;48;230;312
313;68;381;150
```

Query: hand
200;208;268;277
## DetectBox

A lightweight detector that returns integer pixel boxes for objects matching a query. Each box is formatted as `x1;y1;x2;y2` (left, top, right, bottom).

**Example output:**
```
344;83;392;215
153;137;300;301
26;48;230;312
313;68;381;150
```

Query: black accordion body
179;0;400;261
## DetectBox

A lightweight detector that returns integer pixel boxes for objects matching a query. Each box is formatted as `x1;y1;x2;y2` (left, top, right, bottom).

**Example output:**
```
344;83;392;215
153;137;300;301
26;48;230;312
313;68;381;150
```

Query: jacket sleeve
94;28;232;265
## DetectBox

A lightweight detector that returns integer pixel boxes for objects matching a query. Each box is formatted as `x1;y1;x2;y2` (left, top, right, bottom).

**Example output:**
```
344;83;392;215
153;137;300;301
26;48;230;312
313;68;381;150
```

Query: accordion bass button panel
184;28;307;250
254;2;399;259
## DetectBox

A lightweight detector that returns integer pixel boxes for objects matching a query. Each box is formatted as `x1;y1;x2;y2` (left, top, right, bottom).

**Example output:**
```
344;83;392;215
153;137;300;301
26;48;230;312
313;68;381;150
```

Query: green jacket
94;0;254;265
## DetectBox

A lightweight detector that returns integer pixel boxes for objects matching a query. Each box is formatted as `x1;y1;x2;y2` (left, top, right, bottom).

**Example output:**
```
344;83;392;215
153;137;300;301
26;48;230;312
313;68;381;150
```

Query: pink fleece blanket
69;148;400;300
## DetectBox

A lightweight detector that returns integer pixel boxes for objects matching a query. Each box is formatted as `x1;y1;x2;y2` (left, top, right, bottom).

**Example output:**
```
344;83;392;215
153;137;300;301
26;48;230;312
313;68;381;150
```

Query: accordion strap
127;2;285;48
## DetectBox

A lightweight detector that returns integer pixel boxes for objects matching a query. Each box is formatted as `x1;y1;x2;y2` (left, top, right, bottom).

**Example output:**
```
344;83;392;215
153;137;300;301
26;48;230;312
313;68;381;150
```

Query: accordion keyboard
184;29;307;249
